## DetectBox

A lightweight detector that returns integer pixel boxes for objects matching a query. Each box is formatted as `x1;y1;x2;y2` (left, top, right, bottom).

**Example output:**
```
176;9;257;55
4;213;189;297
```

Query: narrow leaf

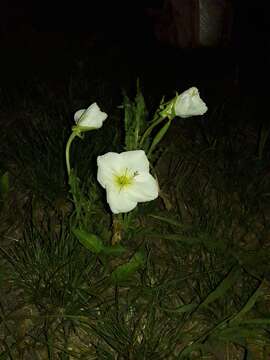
149;214;187;228
148;232;201;245
160;302;197;314
214;326;268;343
230;280;266;324
199;266;240;308
233;318;270;326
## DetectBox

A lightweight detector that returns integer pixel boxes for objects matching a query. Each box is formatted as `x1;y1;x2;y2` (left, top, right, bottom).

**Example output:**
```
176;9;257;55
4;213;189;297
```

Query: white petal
175;96;190;118
128;173;159;203
97;152;125;188
83;102;108;123
119;150;149;173
97;150;159;214
106;187;138;214
175;87;207;118
74;109;85;123
75;102;108;128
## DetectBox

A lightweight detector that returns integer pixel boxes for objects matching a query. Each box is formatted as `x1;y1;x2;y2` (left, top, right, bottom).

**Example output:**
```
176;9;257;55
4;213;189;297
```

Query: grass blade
199;266;241;308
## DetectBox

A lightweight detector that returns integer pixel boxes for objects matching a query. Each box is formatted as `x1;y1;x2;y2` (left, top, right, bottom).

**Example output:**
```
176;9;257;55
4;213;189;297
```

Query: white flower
97;150;159;214
74;102;108;129
174;87;207;118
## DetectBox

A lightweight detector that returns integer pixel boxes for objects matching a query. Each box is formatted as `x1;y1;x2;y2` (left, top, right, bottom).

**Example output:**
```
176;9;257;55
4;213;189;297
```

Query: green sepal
159;93;178;120
72;125;96;137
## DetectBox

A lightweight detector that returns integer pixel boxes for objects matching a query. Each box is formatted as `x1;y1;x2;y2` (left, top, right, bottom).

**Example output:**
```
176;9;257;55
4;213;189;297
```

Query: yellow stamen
114;168;137;190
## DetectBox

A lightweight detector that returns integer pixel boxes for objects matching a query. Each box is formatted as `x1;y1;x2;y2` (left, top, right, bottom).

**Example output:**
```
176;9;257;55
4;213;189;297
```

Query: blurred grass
1;47;270;359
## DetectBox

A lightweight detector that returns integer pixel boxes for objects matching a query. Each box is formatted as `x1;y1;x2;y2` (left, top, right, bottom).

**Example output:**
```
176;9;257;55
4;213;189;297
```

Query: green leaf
199;266;240;308
179;343;207;358
101;244;126;256
213;326;268;344
147;232;200;245
230;280;266;324
160;302;197;314
149;214;187;228
130;251;145;266
72;228;104;254
0;171;9;196
232;318;270;326
111;251;146;283
122;81;148;151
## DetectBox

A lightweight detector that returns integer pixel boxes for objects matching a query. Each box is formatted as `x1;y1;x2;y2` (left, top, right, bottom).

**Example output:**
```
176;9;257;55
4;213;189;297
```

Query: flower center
114;168;138;190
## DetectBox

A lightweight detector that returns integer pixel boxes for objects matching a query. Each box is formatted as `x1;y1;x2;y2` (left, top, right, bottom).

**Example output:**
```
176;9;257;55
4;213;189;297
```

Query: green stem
139;115;165;148
147;119;171;158
65;131;77;176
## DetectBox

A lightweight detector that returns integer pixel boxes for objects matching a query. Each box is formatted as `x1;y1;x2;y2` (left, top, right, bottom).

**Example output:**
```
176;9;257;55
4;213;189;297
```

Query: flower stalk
66;102;108;177
139;114;166;148
65;131;77;176
147;119;172;158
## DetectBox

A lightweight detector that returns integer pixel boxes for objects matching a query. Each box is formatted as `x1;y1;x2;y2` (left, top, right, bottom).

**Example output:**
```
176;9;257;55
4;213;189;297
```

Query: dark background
1;1;270;101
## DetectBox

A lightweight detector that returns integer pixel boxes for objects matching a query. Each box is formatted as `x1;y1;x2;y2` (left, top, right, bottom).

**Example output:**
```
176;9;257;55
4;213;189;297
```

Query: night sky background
1;1;270;104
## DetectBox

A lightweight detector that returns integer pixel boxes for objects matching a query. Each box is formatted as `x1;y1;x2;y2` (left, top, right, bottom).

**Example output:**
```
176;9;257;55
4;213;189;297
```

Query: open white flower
174;87;207;118
97;150;159;214
74;102;108;130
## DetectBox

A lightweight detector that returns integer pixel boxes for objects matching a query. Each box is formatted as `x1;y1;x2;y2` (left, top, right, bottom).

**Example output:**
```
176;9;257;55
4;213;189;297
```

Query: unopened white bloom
174;87;207;118
97;150;159;214
74;102;108;129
